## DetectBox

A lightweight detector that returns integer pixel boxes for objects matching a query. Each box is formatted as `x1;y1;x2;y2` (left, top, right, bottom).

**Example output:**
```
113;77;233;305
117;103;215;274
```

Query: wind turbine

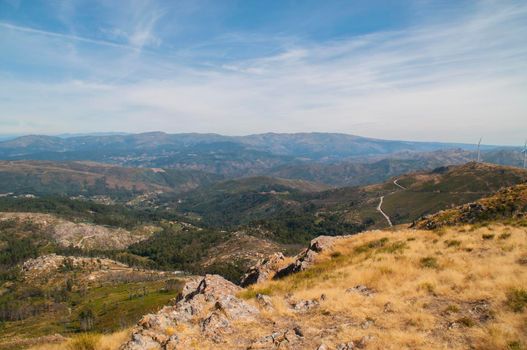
523;140;527;169
476;137;482;163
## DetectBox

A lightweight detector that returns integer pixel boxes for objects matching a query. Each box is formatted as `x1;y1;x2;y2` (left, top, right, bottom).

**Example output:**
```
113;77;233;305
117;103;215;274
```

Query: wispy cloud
0;22;142;51
0;1;526;144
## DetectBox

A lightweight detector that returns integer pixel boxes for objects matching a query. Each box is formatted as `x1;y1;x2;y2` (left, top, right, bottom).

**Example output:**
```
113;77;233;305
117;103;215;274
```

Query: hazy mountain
0;131;497;161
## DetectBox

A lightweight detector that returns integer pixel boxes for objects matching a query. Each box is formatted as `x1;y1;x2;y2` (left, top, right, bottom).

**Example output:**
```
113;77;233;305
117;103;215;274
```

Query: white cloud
0;1;526;145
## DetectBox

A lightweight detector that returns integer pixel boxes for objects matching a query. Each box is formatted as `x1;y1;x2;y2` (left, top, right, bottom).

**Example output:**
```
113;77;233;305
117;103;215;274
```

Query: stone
345;285;375;297
240;253;286;287
275;236;338;278
291;298;319;311
120;274;259;350
256;293;274;309
336;342;355;350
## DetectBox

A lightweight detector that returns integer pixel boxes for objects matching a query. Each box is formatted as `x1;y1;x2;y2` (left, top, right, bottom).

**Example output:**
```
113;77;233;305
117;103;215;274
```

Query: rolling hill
0;160;221;197
380;162;527;225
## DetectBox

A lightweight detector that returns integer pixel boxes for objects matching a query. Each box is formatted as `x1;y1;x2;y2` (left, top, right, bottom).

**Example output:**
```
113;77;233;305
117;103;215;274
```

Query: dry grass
238;224;527;349
27;330;130;350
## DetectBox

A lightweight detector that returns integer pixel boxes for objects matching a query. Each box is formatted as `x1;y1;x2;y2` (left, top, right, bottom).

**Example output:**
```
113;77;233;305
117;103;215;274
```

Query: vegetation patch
354;237;389;254
456;316;476;327
506;288;527;313
420;256;439;269
66;333;101;350
444;239;461;248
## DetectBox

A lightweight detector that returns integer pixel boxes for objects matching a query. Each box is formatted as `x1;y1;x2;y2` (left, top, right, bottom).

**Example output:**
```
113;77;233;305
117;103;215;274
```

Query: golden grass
238;224;527;349
27;330;130;350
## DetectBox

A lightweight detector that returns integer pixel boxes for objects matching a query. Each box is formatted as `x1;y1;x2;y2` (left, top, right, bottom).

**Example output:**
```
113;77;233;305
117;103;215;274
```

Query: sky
0;0;526;145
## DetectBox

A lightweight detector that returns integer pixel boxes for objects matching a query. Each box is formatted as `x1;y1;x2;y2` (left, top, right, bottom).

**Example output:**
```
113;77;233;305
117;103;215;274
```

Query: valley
0;133;526;349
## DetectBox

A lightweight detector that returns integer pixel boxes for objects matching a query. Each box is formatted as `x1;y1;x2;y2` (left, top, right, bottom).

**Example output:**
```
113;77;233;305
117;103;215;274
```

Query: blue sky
0;0;526;145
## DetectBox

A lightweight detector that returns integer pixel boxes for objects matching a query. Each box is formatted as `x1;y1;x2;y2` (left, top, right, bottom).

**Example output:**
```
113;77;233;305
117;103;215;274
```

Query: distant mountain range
0;132;524;186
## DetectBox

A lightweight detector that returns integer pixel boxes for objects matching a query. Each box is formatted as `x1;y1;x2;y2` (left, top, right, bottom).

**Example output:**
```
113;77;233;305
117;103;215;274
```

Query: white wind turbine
476;137;482;163
523;140;527;169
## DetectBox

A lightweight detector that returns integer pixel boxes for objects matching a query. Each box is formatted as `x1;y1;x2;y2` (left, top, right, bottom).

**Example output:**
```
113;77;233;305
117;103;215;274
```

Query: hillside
0;212;157;250
0;254;185;350
413;183;527;229
0;160;221;197
379;162;527;225
171;162;527;243
32;220;527;349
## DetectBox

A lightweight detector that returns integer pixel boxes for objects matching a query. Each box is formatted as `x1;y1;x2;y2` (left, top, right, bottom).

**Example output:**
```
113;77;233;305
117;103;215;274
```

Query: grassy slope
239;224;527;349
381;162;527;225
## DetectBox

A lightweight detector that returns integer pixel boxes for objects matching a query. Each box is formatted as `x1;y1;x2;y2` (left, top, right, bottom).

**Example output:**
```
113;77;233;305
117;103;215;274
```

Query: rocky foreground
117;221;527;350
121;236;343;350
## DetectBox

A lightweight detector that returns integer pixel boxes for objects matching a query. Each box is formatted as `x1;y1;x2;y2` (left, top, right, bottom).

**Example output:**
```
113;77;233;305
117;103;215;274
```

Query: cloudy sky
0;0;526;145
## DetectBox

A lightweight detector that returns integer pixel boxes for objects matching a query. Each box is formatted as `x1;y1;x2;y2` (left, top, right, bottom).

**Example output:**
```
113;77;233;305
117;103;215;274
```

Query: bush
67;333;101;350
420;257;439;269
506;288;527;313
482;234;495;240
444;240;461;248
456;317;475;327
499;232;512;240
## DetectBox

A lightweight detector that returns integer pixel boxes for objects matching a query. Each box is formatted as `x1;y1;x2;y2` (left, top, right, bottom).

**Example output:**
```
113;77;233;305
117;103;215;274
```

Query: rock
317;345;329;350
345;285;375;297
240;253;286;287
256;293;274;309
291;298;320;311
248;328;303;349
120;274;259;349
355;335;374;349
383;302;394;313
336;342;355;350
275;236;337;278
360;318;374;329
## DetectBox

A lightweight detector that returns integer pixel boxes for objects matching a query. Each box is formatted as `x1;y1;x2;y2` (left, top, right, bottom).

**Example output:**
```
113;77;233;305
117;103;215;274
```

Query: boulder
120;274;259;349
275;236;337;278
240;253;286;287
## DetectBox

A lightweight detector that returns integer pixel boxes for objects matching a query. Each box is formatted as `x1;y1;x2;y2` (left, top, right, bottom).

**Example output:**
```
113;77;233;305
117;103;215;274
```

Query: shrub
444;305;460;313
354;238;389;254
508;341;524;350
330;251;342;259
379;241;407;254
506;288;527;312
420;257;439;269
418;282;435;294
482;234;495;240
444;240;461;248
67;333;101;350
499;232;512;240
456;317;475;327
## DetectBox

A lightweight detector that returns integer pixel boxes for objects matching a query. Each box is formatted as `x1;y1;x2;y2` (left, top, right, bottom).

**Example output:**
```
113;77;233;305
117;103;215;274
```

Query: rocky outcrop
22;254;127;274
120;274;260;350
240;253;286;287
241;236;340;286
275;236;337;279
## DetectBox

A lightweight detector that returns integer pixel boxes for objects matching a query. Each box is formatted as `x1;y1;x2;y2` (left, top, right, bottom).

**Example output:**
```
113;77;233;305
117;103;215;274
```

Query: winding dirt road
376;178;408;227
376;196;393;227
393;179;407;190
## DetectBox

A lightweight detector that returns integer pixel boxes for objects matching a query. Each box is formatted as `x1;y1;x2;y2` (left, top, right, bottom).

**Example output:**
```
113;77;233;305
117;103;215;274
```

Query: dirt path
376;195;393;227
393;179;407;190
